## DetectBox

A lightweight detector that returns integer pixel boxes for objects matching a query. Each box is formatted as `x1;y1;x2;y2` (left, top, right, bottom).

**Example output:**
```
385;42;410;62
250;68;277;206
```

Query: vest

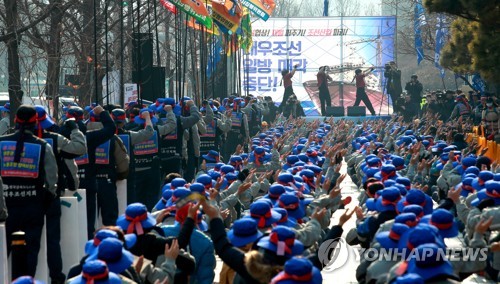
0;132;47;205
457;102;470;116
95;135;119;179
230;111;245;137
247;106;261;136
159;117;183;162
42;131;77;194
133;128;159;169
200;119;217;155
76;137;113;180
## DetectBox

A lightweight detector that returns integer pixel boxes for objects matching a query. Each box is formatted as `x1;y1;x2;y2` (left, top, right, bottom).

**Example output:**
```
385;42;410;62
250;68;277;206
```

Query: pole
93;0;98;104
120;0;124;106
104;0;110;105
441;77;446;90
136;0;142;106
339;0;344;108
454;75;459;90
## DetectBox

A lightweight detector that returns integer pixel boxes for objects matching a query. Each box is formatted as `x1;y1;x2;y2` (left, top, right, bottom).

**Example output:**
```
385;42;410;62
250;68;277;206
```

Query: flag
212;0;243;34
187;17;220;35
414;0;426;65
169;0;212;29
239;8;253;53
159;0;177;14
472;73;486;93
241;0;275;21
435;14;448;78
207;36;222;78
323;0;329;17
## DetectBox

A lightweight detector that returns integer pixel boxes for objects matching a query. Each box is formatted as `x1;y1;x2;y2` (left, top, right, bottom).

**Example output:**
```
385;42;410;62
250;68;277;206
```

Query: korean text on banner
169;0;212;29
212;0;243;34
160;0;177;14
241;0;275;21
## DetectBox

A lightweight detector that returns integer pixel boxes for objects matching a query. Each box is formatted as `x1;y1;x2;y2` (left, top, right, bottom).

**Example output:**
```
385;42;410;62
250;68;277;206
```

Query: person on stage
278;64;298;113
317;66;333;116
353;68;377;116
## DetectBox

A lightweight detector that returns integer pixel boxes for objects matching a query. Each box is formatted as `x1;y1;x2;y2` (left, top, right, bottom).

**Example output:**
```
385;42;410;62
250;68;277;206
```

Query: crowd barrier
0;224;8;283
1;180;128;281
466;126;500;162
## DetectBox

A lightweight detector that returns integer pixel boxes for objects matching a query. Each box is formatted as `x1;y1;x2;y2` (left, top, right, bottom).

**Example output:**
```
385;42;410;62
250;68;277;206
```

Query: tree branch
0;2;71;42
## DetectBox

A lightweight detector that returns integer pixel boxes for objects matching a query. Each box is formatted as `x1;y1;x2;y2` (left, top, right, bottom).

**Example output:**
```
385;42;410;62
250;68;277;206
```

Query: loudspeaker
132;33;153;73
132;33;153;99
347;106;366;116
325;106;344;117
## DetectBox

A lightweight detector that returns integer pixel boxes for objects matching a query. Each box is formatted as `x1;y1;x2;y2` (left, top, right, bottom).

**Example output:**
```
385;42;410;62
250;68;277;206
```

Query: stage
304;115;392;123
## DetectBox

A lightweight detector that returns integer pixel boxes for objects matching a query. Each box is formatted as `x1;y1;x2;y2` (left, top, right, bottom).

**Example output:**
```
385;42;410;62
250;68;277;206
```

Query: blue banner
201;121;216;138
75;153;89;165
95;141;111;165
118;134;130;155
414;0;426;65
231;112;242;127
134;131;159;156
472;73;486;92
435;14;447;78
0;142;41;178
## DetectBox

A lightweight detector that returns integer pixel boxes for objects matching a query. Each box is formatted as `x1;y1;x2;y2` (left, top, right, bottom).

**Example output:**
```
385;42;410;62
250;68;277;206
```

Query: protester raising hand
164;239;180;261
339;208;356;227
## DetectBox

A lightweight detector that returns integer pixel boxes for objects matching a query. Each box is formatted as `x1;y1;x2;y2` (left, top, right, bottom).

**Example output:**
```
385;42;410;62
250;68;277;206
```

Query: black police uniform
74;111;116;239
1;129;58;277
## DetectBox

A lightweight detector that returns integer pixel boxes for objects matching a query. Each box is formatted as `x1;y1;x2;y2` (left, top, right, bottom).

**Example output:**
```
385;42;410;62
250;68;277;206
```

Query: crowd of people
1;87;500;284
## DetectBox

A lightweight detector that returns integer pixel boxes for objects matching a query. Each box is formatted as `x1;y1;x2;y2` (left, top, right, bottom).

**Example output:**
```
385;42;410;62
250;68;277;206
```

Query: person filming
384;61;402;113
404;74;423;116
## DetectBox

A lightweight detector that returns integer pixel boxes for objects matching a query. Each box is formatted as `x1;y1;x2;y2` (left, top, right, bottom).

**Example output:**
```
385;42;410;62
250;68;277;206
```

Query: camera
385;63;391;72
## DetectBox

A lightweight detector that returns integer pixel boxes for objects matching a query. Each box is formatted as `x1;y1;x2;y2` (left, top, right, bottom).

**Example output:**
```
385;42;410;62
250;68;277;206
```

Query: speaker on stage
325;106;344;117
347;106;366;116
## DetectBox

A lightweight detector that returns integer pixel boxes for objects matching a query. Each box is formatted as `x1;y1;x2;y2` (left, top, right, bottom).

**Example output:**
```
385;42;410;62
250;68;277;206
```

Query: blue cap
87;238;134;274
395;212;419;227
419;209;458;238
249;200;281;228
0;102;10;112
227;219;263;247
171;178;187;189
257;226;304;257
35;105;55;129
12;276;44;284
278;193;306;220
116;203;156;235
376;223;410;249
85;229;136;256
68;260;121;284
397;189;433;215
270;257;322;283
405;243;455;281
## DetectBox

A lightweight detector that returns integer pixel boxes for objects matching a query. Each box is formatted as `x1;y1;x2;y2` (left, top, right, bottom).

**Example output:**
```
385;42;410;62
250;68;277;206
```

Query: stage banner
241;17;396;116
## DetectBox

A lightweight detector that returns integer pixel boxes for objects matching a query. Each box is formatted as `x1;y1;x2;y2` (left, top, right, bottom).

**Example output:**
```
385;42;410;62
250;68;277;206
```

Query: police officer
35;106;87;284
89;110;129;230
157;99;200;182
200;102;231;157
73;105;117;239
178;97;202;182
0;102;11;135
224;98;249;162
112;108;154;204
242;96;266;137
1;105;58;277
